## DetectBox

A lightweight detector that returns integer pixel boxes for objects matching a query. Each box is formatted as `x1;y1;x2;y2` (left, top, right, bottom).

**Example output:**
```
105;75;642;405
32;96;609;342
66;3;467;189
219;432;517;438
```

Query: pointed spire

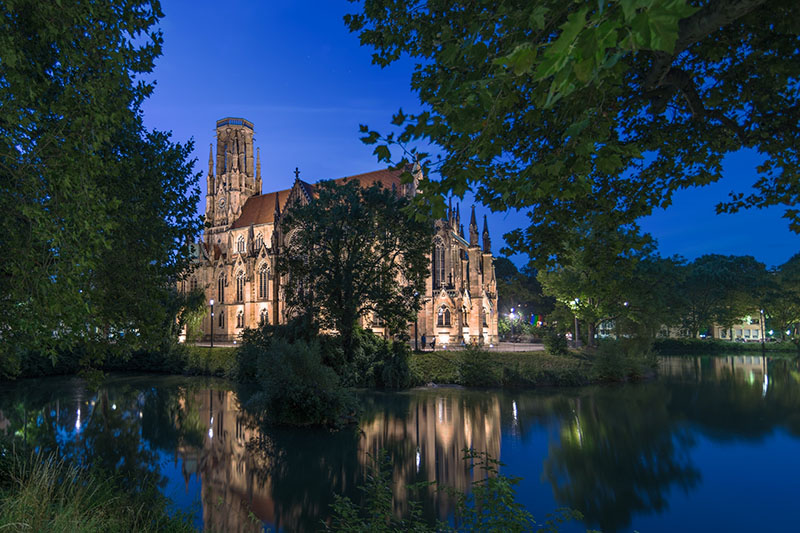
208;144;214;176
448;197;453;223
274;191;281;217
482;214;491;253
469;205;479;247
456;203;461;226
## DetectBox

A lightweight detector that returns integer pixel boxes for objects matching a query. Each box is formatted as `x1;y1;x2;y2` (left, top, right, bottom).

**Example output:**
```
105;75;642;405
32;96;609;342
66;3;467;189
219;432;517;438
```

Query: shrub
457;345;500;387
542;328;569;355
246;338;356;427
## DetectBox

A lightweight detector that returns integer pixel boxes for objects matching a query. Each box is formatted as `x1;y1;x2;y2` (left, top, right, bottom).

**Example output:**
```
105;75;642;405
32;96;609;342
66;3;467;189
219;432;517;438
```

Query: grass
409;349;591;388
654;337;799;355
0;448;193;533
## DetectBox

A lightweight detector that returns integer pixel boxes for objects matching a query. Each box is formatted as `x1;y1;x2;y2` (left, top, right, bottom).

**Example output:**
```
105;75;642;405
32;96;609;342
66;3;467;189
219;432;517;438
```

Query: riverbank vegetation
0;445;192;532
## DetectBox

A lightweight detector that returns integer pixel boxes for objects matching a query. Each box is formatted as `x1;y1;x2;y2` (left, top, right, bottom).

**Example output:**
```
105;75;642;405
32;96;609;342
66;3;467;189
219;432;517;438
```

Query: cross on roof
294;167;300;179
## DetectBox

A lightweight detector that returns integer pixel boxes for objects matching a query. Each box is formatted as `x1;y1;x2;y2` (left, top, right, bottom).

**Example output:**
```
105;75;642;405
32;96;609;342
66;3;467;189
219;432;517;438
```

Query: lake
1;354;798;532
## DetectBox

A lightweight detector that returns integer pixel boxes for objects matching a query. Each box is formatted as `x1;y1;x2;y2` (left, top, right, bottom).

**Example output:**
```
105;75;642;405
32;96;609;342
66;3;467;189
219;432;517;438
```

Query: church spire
208;144;214;176
469;205;479;247
482;214;491;253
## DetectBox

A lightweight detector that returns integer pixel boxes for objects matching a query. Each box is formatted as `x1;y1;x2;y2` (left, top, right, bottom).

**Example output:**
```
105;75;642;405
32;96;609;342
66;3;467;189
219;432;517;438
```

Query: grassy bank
0;446;192;533
654;338;799;355
409;349;592;387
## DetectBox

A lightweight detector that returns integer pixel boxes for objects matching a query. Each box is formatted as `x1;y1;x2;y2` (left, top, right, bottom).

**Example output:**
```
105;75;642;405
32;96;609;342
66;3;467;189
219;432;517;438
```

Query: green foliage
183;346;237;377
591;338;658;381
457;345;501;387
0;0;202;368
246;338;357;428
326;448;582;532
347;0;800;262
654;338;798;355
409;350;589;388
0;448;193;533
543;328;570;356
279;179;431;355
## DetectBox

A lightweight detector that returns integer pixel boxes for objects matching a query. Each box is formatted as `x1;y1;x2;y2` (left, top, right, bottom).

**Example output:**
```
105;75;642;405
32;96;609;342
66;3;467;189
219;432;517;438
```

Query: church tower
205;117;260;243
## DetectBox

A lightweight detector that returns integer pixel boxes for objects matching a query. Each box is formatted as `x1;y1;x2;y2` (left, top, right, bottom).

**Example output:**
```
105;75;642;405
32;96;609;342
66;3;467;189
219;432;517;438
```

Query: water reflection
0;355;799;532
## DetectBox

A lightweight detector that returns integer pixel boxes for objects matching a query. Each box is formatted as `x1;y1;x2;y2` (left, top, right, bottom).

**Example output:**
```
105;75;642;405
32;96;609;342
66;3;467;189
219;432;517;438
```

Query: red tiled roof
229;168;405;229
230;189;291;229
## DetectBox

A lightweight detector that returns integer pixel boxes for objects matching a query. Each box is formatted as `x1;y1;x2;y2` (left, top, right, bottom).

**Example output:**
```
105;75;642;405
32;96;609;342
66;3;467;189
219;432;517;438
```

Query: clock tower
204;117;262;244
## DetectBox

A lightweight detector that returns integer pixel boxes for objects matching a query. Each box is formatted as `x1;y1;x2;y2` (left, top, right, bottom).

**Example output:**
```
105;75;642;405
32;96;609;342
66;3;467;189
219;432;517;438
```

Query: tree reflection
542;385;700;532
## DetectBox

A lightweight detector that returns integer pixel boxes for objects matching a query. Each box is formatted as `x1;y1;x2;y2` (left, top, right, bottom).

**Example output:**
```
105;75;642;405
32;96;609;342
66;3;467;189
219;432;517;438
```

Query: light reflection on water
1;355;799;532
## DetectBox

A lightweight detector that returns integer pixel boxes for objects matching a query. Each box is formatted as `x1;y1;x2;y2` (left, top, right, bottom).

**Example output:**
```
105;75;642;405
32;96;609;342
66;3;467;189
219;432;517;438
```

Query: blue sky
141;0;799;269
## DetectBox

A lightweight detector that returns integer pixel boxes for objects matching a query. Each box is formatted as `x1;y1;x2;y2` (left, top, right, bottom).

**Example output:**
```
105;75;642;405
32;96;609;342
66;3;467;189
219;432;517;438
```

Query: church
183;117;498;346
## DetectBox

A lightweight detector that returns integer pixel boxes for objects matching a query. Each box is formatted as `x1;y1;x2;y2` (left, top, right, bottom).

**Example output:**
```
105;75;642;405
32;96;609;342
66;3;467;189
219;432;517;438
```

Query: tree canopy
0;0;201;372
278;180;431;355
346;0;800;263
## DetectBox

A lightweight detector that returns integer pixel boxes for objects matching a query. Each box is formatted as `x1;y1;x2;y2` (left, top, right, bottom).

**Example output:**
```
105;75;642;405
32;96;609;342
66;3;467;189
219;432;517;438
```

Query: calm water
1;355;799;532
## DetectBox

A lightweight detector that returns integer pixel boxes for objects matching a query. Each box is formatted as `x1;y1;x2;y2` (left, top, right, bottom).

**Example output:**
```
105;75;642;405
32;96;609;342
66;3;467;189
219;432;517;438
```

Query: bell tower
205;117;260;243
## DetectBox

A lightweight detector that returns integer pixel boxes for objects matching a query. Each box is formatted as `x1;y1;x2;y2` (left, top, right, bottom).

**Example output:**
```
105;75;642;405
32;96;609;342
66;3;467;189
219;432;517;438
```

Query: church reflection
173;389;501;531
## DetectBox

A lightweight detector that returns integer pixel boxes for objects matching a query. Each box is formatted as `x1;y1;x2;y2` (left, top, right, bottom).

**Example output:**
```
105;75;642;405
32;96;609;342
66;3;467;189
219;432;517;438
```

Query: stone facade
182;117;498;345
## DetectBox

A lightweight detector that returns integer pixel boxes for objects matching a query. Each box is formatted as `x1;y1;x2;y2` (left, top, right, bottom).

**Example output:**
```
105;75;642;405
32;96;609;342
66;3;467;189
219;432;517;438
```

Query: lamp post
573;298;580;348
414;291;419;352
509;307;516;342
210;299;215;349
760;308;766;353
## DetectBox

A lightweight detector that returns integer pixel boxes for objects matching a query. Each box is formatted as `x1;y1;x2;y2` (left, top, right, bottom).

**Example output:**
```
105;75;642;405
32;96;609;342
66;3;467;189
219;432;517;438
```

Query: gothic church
184;118;498;346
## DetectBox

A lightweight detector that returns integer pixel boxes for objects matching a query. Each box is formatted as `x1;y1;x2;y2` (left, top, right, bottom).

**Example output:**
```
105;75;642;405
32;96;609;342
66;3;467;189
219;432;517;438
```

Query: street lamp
760;308;766;351
413;291;420;352
210;299;215;349
509;307;517;342
573;298;580;348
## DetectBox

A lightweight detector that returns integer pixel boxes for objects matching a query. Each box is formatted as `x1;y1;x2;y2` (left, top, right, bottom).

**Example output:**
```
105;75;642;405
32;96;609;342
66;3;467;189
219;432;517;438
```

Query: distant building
181;117;498;345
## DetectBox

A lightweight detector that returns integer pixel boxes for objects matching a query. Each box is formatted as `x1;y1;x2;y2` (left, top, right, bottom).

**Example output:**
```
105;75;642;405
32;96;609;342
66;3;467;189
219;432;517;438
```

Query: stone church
183;117;498;346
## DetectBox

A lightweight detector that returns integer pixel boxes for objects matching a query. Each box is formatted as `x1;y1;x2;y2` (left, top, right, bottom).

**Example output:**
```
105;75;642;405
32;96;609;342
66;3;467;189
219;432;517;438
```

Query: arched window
259;308;268;325
236;310;244;328
433;240;445;289
258;264;269;299
236;271;245;302
190;277;198;292
462;306;469;325
254;233;263;250
218;310;224;328
437;307;451;327
218;273;225;303
237;236;245;254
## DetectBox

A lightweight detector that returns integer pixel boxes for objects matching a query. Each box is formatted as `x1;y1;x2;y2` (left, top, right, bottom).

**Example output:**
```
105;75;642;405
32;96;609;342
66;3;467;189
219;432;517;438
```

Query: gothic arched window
437;306;451;327
433;240;445;289
236;310;244;328
258;264;269;299
236;271;245;302
218;310;225;328
254;233;263;250
237;236;245;254
218;273;225;303
260;308;268;325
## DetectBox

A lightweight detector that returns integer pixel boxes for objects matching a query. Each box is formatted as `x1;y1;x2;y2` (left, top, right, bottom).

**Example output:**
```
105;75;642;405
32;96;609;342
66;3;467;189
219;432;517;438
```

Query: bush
542;328;569;355
654;337;798;355
246;338;357;428
457;345;500;387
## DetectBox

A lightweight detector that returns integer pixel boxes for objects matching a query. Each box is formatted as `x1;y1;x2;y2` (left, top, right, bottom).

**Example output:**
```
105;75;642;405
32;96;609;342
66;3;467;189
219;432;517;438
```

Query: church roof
230;168;404;229
230;189;292;229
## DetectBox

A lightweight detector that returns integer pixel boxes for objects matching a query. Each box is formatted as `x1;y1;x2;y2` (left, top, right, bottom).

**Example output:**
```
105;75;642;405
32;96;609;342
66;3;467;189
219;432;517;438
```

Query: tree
278;180;431;355
538;223;655;345
765;254;800;340
678;254;766;337
347;0;800;263
0;0;201;367
494;257;552;318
